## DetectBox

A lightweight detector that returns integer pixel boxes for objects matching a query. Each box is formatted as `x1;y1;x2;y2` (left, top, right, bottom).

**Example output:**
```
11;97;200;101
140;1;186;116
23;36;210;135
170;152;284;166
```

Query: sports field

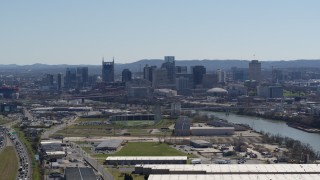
0;146;18;180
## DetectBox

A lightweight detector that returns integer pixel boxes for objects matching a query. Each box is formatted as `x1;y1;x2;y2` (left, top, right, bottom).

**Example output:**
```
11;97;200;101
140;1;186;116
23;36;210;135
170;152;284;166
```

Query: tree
124;174;133;180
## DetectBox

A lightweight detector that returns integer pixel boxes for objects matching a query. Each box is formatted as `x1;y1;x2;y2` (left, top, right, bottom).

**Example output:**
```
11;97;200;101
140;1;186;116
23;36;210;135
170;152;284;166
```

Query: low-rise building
95;139;123;151
190;140;212;148
64;167;96;180
190;127;234;136
106;156;187;165
135;164;320;175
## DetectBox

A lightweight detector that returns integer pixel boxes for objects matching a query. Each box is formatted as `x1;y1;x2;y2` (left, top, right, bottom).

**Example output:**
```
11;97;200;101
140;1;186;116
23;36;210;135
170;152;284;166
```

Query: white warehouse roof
106;156;187;161
136;164;320;174
148;174;320;180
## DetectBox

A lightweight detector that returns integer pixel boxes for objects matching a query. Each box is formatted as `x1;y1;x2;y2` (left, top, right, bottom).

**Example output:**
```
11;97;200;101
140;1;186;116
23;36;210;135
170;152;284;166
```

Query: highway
4;126;31;180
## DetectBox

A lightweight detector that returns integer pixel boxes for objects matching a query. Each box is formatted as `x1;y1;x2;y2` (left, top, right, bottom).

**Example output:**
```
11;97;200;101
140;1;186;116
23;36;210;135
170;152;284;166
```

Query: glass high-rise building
102;58;115;83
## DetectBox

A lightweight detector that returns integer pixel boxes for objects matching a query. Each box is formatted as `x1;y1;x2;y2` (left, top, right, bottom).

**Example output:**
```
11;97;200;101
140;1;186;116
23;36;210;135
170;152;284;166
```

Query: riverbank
234;110;320;134
286;122;320;133
203;111;320;153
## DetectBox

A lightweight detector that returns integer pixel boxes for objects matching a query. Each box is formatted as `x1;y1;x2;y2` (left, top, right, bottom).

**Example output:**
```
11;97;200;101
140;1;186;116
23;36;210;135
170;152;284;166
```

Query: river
202;111;320;153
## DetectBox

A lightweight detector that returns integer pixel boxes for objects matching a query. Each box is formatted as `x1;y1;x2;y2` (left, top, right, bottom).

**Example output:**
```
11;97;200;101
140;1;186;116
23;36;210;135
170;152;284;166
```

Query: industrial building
0;103;18;112
190;127;234;136
95;139;123;151
135;164;320;175
40;140;65;160
147;174;320;180
257;85;284;98
64;167;96;180
109;114;155;121
106;156;187;165
190;140;212;148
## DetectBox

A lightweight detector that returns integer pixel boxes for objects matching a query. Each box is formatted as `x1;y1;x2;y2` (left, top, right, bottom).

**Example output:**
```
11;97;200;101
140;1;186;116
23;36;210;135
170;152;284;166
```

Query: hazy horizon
1;58;320;66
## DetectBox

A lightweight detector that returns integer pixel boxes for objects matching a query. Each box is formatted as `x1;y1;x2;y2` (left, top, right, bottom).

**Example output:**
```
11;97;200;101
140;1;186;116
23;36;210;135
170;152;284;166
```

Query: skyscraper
143;65;157;82
122;69;132;82
191;65;206;88
175;66;188;74
102;58;115;83
217;69;226;83
152;68;168;88
64;68;77;88
76;67;89;87
249;60;261;81
161;56;176;85
57;73;64;90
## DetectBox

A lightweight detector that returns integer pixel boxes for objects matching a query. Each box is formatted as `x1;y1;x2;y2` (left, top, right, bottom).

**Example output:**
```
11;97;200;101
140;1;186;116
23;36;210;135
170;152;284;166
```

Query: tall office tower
44;74;54;86
161;56;176;84
122;69;132;82
143;65;157;82
272;69;283;83
76;67;89;87
232;67;248;82
57;73;64;90
176;76;190;90
249;60;261;81
175;66;188;74
176;74;193;90
217;69;226;83
202;74;219;88
152;68;168;88
102;58;115;83
191;65;206;88
64;68;77;88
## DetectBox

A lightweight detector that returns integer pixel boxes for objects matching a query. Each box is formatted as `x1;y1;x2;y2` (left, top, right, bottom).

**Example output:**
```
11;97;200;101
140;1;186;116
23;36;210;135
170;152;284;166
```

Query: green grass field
92;142;196;158
53;119;174;137
283;90;305;97
0;146;18;180
0;116;10;125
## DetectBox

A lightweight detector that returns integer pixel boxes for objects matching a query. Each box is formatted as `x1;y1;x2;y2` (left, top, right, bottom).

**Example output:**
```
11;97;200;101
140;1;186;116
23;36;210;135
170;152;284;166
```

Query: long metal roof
106;156;187;161
136;164;320;174
148;174;320;180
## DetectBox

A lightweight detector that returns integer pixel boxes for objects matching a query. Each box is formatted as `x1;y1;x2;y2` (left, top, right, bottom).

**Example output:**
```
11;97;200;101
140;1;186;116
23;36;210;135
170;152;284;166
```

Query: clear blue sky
1;0;319;65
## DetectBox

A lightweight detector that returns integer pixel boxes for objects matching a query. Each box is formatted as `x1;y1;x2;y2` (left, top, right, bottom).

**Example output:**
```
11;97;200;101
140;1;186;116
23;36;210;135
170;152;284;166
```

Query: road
41;115;78;139
41;113;114;180
71;142;114;180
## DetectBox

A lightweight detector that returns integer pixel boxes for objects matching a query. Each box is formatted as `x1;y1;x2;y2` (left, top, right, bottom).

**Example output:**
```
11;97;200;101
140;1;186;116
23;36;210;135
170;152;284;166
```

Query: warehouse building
106;156;187;165
95;139;123;151
135;164;320;175
64;167;96;180
40;140;65;160
190;127;234;136
190;140;212;148
147;174;320;180
109;114;155;121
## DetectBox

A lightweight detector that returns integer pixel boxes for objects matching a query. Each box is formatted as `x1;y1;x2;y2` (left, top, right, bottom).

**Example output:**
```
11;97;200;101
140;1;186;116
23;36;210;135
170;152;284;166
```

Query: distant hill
1;59;320;74
118;59;320;72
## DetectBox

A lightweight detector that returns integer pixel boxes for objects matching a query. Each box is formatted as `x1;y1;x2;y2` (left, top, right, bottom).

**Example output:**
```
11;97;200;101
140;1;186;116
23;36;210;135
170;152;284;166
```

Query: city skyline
1;0;320;65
